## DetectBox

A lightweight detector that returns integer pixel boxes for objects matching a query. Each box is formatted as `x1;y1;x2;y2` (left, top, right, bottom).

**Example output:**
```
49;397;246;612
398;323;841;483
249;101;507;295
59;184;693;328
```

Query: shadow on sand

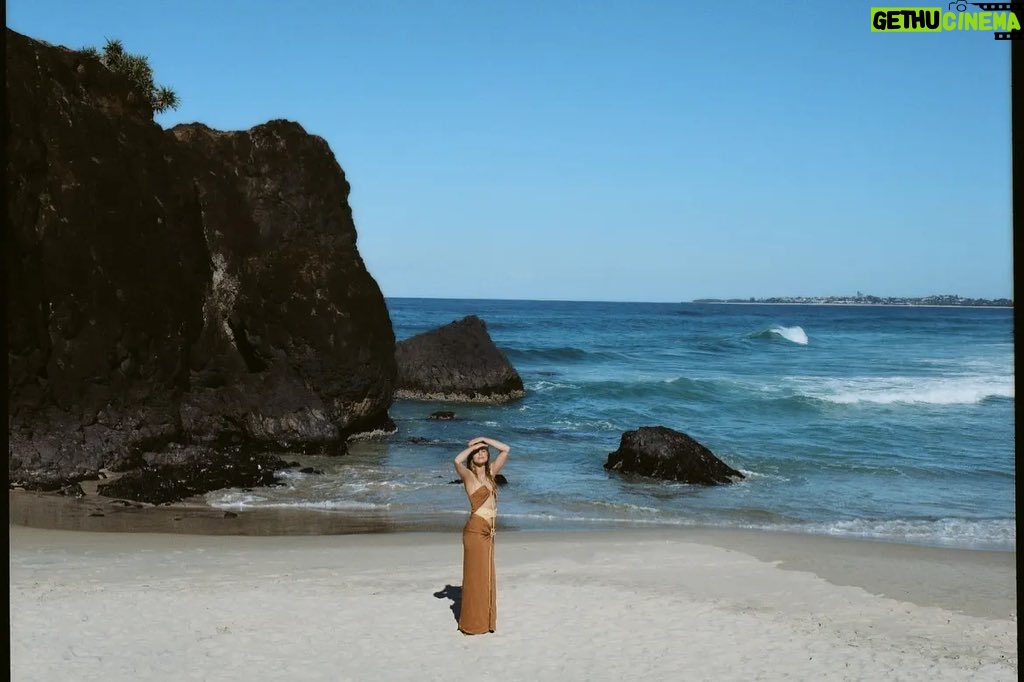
433;584;462;623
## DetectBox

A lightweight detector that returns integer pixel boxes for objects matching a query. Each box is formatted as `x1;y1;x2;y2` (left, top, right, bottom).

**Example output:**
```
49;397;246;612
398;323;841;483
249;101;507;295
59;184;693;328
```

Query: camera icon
947;1;967;10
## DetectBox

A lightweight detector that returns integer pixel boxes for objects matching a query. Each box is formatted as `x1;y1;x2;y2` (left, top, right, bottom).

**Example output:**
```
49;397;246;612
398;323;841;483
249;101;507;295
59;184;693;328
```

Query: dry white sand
9;525;1017;681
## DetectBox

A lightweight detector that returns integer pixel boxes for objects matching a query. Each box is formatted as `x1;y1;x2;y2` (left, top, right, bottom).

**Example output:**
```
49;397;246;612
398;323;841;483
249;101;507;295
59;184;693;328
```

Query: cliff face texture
6;29;396;491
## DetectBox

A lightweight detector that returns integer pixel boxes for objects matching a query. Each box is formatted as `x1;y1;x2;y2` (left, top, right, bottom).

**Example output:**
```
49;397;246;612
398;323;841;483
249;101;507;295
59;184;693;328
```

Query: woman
453;435;510;635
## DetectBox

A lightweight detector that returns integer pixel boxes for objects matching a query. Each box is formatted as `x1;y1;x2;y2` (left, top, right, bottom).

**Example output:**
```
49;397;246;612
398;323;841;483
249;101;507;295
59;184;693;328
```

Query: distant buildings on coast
691;293;1012;307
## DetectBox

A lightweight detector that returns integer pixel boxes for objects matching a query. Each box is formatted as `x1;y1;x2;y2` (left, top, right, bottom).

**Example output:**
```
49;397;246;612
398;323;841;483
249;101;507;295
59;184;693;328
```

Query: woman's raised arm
476;437;510;475
453;444;476;482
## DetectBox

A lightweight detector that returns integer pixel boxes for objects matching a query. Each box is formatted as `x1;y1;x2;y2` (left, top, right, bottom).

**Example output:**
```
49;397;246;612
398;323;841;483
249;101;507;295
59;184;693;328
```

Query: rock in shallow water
97;445;289;505
604;426;744;485
395;316;524;403
58;483;85;498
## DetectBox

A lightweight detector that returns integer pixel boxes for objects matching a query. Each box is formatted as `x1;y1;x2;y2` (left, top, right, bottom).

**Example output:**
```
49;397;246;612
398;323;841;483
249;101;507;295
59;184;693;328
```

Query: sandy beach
10;509;1018;682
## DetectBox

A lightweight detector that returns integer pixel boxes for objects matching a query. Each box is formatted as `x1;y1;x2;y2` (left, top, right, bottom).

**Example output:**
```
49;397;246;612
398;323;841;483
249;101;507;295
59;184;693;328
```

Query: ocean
207;298;1016;551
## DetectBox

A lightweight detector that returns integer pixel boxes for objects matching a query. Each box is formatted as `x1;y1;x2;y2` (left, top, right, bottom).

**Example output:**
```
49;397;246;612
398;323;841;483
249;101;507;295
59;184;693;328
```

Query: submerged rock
58;483;86;498
429;411;456;420
604;426;744;485
395;316;524;403
97;444;289;505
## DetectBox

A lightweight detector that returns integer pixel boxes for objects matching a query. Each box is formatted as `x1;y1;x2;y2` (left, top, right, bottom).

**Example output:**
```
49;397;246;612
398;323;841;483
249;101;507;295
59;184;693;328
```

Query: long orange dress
458;485;497;635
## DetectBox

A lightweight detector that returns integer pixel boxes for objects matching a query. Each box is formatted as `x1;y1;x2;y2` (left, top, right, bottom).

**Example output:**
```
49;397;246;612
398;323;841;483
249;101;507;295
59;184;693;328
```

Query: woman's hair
469;445;498;497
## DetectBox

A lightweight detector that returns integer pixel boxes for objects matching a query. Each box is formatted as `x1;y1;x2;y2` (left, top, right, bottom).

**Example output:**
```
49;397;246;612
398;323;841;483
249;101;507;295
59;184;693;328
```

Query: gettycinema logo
871;2;1023;39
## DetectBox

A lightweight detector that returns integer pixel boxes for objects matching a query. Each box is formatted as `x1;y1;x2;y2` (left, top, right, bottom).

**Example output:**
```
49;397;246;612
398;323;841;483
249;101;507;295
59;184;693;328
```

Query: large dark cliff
6;29;396;491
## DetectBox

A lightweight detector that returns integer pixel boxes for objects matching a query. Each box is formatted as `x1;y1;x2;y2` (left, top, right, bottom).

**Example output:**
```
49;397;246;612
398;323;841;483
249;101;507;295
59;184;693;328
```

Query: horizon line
382;294;1013;305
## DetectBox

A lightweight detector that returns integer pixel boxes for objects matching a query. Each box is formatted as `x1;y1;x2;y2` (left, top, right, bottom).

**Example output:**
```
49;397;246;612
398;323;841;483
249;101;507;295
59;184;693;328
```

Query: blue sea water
208;299;1016;551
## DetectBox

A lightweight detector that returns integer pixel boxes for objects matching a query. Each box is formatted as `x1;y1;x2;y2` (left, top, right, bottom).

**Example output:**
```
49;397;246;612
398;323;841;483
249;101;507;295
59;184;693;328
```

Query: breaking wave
750;325;809;345
790;376;1014;406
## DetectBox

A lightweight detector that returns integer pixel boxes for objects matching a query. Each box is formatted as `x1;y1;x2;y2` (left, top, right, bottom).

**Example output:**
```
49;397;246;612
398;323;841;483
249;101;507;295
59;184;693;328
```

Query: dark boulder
395;316;524;403
6;29;395;491
429;411;456;420
604;426;744;485
58;483;86;498
97;444;288;505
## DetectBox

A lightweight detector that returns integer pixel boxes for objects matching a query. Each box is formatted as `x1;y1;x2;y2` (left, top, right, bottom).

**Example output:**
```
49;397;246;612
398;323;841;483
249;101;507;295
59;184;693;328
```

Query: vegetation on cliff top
80;38;179;114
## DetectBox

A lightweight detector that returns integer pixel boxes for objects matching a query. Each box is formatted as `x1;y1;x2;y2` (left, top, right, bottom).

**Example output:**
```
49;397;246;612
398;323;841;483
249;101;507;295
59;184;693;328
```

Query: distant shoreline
690;301;1013;309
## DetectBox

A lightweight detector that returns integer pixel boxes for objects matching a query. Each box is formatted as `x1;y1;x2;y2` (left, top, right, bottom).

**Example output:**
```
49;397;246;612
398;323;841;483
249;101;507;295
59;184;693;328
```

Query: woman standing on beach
453;436;510;635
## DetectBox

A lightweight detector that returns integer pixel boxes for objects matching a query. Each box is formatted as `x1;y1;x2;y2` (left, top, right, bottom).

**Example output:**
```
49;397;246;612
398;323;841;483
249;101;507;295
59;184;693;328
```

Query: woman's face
472;447;490;466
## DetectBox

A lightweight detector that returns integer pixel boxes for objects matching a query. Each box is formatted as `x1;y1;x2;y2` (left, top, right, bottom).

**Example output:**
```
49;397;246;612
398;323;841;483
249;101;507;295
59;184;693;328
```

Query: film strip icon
964;2;1024;9
955;2;1024;39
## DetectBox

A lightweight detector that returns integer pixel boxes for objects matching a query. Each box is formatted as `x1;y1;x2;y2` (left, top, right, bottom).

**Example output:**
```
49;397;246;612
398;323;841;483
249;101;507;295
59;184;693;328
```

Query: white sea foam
206;493;388;512
366;480;436;492
347;426;398;441
498;512;674;526
771;325;808;345
769;517;1016;551
206;492;266;507
527;380;580;392
497;512;1014;550
550;418;619;431
790;375;1014;405
752;325;808;345
736;469;791;482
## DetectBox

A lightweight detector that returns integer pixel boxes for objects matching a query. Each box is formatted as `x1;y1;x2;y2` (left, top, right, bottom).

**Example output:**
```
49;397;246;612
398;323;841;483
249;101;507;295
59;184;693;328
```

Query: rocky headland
6;28;396;501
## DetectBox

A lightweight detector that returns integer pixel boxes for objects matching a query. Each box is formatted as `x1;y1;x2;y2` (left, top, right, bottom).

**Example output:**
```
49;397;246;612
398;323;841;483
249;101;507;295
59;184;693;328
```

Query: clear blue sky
8;1;1013;302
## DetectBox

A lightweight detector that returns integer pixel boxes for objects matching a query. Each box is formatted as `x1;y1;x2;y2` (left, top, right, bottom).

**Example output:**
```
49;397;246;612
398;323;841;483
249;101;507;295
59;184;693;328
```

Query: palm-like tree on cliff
81;38;180;114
